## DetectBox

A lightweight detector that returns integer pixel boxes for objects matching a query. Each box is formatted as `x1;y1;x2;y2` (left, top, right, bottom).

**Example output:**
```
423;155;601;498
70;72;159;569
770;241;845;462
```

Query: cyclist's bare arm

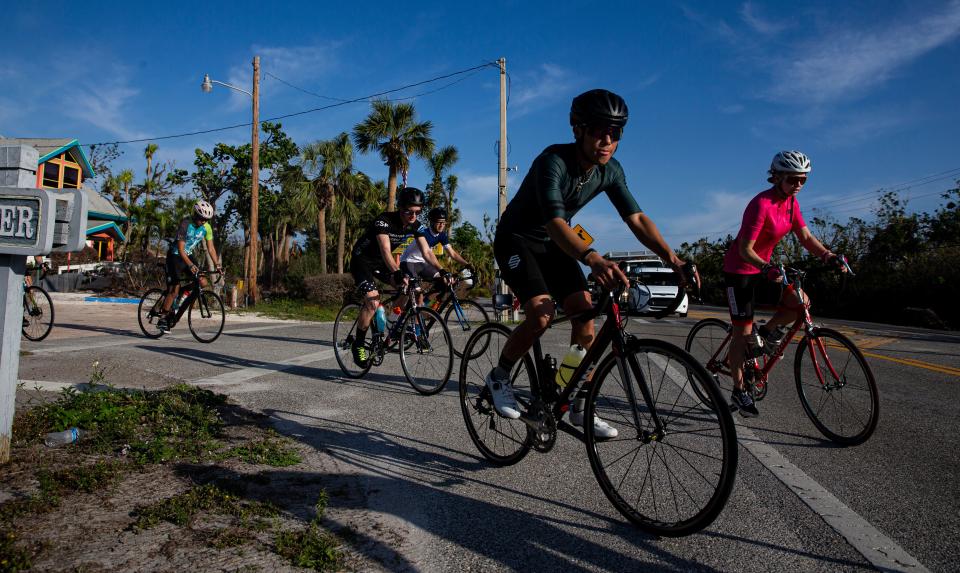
377;234;401;274
444;244;470;267
178;240;195;270
544;218;627;290
416;236;445;271
205;239;223;271
624;212;700;288
795;226;835;261
737;237;768;270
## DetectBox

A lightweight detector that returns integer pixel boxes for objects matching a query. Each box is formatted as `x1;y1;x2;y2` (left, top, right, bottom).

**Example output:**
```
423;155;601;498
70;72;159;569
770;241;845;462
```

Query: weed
233;298;339;322
133;484;279;530
0;531;33;573
274;490;342;571
209;527;251;549
223;433;302;467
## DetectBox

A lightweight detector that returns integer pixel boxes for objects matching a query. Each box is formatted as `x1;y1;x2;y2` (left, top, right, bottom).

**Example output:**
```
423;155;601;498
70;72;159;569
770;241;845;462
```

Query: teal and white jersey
171;218;213;256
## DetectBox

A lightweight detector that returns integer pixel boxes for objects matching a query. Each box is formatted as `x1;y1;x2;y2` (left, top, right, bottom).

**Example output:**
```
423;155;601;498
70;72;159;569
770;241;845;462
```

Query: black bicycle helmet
570;89;629;127
397;187;425;208
428;207;447;221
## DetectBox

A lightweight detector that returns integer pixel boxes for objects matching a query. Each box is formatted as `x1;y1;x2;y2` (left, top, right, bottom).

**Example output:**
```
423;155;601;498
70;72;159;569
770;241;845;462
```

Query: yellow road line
859;351;960;377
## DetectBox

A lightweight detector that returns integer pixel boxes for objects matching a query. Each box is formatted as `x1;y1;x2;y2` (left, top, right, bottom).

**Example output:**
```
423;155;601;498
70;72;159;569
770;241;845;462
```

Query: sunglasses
785;175;808;185
580;124;623;141
401;208;422;216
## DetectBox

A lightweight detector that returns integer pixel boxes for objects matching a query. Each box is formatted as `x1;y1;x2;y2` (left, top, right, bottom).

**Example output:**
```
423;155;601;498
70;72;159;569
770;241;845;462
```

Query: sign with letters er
0;187;88;255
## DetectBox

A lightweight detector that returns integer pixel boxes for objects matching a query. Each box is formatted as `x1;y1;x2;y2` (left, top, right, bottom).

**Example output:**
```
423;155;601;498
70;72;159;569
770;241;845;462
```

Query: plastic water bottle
746;328;765;358
373;306;387;333
555;344;587;389
44;427;82;447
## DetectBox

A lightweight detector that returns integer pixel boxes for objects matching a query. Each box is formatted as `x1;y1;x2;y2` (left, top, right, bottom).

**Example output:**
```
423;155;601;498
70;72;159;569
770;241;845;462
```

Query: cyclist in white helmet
159;200;222;331
722;151;847;417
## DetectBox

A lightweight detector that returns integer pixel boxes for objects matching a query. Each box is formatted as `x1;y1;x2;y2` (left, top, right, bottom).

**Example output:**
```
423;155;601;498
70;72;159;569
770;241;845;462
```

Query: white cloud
766;1;960;104
63;71;146;141
680;5;739;43
224;43;340;111
657;190;756;244
509;64;576;118
739;2;787;35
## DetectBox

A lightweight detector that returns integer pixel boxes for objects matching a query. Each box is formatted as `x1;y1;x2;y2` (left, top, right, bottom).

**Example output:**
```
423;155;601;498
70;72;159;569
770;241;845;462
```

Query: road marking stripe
735;422;930;573
192;348;336;386
26;323;302;355
859;351;960;377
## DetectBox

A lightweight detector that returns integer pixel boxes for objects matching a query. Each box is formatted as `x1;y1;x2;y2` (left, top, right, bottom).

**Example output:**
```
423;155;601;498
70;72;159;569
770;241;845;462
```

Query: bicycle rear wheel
585;338;738;536
459;323;535;465
188;290;225;343
794;327;879;445
137;288;167;339
444;299;490;358
333;303;373;378
22;286;54;341
400;307;453;395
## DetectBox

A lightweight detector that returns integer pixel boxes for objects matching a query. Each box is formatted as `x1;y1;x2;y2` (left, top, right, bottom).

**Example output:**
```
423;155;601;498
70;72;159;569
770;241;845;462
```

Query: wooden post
248;55;261;304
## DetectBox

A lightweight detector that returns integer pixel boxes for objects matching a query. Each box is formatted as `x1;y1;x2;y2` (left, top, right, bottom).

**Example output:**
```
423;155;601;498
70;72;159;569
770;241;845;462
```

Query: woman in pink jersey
722;151;845;417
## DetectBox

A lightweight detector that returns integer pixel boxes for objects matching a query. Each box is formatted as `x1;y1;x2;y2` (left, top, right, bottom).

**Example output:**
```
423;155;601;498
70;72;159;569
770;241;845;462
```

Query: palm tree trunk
387;165;398;212
318;207;327;274
337;215;347;274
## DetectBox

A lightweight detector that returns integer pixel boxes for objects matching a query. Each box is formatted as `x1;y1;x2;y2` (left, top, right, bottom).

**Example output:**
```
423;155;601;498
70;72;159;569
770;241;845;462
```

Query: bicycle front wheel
444;299;490;358
794;327;879;445
585;338;738;537
684;318;733;404
458;323;535;465
137;288;167;339
22;286;54;341
400;307;453;395
188;290;225;343
333;303;373;379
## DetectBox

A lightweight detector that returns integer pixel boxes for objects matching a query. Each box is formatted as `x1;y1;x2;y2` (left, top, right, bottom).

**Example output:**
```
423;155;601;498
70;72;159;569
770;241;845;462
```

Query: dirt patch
1;385;406;572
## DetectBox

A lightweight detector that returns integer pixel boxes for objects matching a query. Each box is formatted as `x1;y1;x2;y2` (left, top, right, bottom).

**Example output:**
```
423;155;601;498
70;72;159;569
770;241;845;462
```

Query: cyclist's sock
353;327;368;348
497;355;517;375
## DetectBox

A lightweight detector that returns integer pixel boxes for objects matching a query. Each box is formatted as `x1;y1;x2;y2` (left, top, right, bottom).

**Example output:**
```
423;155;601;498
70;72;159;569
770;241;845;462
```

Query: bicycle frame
703;269;845;390
165;272;217;326
524;290;668;439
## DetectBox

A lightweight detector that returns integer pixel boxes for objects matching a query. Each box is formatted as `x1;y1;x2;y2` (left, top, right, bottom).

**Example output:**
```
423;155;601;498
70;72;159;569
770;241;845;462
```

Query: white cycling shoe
484;367;521;419
569;409;619;439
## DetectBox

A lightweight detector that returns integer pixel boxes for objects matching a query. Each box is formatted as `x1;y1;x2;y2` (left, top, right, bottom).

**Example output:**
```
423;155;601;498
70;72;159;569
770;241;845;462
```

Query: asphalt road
15;297;960;572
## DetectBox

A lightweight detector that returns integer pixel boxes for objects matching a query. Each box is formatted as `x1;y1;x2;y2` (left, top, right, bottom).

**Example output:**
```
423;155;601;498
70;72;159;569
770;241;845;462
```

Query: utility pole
496;57;516;321
248;55;260;305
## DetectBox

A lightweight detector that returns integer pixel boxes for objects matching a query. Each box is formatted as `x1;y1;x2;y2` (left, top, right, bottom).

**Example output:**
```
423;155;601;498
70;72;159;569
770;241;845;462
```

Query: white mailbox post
0;145;88;463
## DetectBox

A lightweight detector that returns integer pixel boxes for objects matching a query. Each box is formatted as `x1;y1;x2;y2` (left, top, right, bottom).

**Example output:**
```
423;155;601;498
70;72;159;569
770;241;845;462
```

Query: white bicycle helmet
194;200;214;220
770;151;811;174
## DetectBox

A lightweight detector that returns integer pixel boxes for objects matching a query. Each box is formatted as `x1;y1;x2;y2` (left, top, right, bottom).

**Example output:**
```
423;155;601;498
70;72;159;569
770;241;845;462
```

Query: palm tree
143;143;159;202
294;133;352;273
352;100;434;211
331;170;374;273
445;173;461;226
426;145;458;211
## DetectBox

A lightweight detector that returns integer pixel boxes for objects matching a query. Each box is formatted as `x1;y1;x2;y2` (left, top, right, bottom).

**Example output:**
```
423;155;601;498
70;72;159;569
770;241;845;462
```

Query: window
37;150;85;189
42;162;60;187
62;165;80;188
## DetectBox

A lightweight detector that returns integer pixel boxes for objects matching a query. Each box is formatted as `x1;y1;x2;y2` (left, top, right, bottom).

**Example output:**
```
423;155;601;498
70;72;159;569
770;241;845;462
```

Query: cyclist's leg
162;253;185;314
725;272;760;415
766;283;809;330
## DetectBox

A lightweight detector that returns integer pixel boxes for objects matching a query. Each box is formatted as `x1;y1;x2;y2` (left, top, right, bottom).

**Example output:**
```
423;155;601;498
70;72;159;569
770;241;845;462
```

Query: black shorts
165;252;190;287
494;233;587;306
724;272;781;325
350;256;393;295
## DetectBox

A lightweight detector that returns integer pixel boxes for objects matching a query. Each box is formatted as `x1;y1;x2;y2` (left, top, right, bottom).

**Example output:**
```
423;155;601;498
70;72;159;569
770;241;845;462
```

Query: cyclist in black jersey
487;89;700;437
348;187;426;365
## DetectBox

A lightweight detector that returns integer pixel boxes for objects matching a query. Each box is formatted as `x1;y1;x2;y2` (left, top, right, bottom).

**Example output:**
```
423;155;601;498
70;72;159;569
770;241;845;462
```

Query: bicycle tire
459;323;535;465
22;286;54;341
188;290;225;343
443;299;490;358
333;303;373;379
400;306;454;395
585;338;738;536
794;327;879;445
684;318;733;405
137;288;167;339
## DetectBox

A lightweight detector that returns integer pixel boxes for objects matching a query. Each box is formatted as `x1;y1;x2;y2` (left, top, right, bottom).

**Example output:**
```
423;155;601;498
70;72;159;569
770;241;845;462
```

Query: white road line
26;323;304;355
191;348;336;387
735;422;930;573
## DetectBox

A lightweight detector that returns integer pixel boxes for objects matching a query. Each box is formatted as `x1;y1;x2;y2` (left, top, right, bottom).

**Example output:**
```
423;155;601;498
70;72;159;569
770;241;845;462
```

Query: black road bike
22;265;54;341
138;270;225;343
458;274;738;537
423;271;490;358
334;278;454;395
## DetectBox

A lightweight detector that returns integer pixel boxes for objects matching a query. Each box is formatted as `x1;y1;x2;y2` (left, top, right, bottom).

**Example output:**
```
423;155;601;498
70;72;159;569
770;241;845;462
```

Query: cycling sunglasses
580;124;623;141
400;208;422;216
785;175;808;186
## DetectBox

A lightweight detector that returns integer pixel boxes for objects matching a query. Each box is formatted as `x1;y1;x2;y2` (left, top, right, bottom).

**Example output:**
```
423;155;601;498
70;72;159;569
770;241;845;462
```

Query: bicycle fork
619;347;667;443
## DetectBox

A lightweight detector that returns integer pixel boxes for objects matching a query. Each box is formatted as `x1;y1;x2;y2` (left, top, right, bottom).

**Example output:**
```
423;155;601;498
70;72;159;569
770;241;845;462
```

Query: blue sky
3;1;959;255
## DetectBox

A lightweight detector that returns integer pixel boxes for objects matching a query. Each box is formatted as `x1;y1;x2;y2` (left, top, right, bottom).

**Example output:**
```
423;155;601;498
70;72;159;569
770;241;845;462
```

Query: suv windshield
630;271;678;287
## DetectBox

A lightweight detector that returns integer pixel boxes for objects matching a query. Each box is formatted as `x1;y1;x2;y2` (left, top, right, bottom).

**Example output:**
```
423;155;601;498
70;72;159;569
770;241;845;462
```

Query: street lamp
201;56;261;305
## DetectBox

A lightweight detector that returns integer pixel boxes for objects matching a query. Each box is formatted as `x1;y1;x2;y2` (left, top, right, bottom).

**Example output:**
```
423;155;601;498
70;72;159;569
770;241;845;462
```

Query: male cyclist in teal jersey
487;89;699;438
158;200;222;331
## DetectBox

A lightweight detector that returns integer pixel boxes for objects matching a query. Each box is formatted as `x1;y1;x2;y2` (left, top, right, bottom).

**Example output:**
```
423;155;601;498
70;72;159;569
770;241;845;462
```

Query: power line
84;61;499;148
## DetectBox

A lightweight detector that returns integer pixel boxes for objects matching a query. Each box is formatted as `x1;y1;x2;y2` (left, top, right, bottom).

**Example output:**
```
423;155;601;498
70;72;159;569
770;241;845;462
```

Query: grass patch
234;298;339;322
274;491;341;571
133;483;279;530
222;432;302;467
0;531;34;573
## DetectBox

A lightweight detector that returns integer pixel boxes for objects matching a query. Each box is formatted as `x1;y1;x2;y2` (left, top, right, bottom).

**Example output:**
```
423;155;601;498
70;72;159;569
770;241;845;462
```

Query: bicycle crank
521;401;557;453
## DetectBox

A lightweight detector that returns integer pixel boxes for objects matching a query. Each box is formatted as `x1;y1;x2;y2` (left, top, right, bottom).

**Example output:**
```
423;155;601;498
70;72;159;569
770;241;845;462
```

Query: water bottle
746;328;765;358
555;344;587;389
44;427;82;447
387;306;401;324
373;306;387;333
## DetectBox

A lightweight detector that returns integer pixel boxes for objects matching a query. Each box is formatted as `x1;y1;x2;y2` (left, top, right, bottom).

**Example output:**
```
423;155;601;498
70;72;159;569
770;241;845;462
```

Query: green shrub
303;274;356;306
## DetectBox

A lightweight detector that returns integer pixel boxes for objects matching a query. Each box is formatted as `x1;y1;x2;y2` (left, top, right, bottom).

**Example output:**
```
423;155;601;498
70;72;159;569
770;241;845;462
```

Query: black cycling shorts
350;256;393;296
165;252;191;287
724;272;781;325
494;234;587;306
